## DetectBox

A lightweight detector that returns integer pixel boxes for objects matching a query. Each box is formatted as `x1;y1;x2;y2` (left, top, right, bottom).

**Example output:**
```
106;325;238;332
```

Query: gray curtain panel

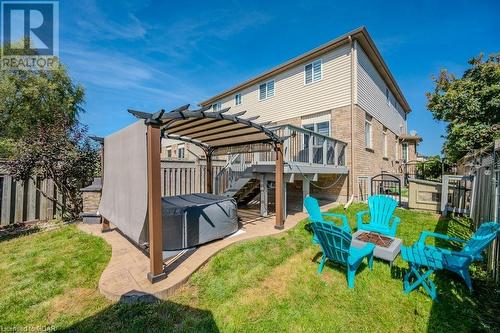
98;120;149;245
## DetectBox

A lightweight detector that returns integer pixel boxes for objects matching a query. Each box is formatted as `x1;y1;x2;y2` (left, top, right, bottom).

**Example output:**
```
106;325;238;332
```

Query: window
402;143;408;162
212;102;221;111
386;87;390;106
259;80;275;100
383;128;388;157
235;93;242;105
166;148;172;158
395;139;399;160
304;59;322;84
303;121;330;147
178;146;185;159
365;115;372;149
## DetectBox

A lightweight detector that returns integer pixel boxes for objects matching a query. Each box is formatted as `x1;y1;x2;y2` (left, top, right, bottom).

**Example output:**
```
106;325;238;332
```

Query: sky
58;0;500;157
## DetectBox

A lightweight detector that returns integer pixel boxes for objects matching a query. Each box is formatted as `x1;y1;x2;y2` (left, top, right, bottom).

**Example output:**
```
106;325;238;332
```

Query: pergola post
146;124;166;283
275;142;285;229
206;150;213;194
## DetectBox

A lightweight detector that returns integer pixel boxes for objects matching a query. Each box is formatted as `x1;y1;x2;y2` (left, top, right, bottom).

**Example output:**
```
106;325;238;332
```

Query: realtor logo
1;0;59;70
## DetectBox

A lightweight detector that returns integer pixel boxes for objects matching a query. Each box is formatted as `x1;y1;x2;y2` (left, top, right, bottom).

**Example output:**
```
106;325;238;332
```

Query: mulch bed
0;220;61;241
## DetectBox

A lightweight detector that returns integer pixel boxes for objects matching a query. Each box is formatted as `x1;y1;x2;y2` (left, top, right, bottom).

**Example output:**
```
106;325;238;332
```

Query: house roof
199;26;411;113
400;134;423;143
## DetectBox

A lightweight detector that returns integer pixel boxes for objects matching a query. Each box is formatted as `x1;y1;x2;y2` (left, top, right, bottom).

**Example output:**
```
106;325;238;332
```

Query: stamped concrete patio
78;202;338;301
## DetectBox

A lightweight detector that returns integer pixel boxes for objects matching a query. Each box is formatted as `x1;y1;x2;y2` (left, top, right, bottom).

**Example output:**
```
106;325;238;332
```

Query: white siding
214;44;352;123
356;44;406;135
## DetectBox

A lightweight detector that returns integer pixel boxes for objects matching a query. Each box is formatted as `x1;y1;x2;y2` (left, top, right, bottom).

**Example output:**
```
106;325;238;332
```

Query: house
162;26;421;205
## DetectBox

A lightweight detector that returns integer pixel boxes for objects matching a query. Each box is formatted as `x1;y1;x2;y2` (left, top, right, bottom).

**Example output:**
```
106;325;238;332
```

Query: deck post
260;174;268;217
146;124;166;283
302;177;310;212
206;150;213;194
275;142;285;229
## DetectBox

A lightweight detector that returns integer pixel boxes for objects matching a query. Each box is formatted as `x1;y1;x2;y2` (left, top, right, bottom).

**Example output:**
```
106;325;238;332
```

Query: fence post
440;175;449;215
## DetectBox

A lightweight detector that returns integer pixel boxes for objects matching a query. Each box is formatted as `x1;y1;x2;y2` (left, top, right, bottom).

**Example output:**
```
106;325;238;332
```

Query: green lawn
0;205;498;332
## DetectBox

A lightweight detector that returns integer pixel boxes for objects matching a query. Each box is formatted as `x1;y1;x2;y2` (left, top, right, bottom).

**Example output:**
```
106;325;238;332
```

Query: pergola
125;104;286;283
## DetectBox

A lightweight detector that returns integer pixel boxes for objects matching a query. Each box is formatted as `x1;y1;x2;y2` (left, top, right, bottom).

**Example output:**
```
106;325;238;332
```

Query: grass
0;205;499;332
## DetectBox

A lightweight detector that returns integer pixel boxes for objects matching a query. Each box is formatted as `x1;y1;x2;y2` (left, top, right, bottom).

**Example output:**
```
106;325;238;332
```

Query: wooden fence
160;158;225;197
0;175;64;225
468;144;500;282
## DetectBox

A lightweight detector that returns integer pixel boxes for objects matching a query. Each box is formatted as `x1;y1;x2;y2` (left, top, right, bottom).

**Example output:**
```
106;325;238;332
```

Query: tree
415;156;442;180
7;116;100;220
426;54;500;163
0;43;98;220
0;60;84;154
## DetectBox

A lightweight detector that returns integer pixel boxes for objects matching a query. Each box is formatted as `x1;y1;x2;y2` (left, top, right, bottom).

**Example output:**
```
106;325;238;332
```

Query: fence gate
370;173;401;206
440;175;474;215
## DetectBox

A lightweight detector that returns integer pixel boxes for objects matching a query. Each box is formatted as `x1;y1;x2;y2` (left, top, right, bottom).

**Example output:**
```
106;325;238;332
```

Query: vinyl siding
213;44;352;123
356;44;406;135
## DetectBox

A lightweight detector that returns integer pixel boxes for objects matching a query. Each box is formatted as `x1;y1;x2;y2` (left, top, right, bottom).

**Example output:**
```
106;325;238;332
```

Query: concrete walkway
78;203;338;301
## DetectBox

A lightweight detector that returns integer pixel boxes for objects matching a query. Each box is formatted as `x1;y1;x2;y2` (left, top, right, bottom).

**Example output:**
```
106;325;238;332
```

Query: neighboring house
194;26;421;202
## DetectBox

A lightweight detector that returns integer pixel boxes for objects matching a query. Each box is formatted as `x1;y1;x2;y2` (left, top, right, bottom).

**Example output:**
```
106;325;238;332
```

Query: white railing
215;124;347;195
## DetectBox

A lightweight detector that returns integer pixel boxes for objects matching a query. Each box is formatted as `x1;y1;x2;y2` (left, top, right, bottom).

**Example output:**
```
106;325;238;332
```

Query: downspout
349;35;356;200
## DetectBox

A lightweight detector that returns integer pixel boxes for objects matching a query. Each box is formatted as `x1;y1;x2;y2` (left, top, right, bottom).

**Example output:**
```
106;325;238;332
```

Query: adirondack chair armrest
417;231;467;246
322;213;351;233
356;210;370;228
389;216;401;235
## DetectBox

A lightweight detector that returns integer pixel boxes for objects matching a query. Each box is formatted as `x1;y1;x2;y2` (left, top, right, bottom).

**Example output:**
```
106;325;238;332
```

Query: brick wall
353;105;402;178
82;191;101;213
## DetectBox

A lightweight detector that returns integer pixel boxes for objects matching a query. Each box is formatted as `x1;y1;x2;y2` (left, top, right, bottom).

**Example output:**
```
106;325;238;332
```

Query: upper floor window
259;80;275;100
304;59;322;85
212;102;221;111
166;148;172;158
365;115;372;149
385;87;390;106
235;93;242;105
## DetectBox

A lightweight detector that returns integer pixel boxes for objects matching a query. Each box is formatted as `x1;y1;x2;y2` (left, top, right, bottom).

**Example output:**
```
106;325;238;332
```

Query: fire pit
351;230;402;266
355;232;394;248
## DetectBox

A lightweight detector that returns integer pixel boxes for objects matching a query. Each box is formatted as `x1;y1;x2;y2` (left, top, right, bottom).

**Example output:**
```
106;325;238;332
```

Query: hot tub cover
162;193;238;251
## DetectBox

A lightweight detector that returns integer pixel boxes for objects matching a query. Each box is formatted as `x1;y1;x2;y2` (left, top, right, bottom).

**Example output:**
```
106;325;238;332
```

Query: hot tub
161;193;239;251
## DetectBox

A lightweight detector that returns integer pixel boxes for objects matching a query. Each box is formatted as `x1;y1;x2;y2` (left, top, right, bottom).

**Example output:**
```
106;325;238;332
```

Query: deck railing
215;124;347;194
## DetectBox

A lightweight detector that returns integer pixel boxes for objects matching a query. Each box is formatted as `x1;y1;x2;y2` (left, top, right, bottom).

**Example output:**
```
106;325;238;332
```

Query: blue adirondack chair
304;195;350;244
357;195;400;237
414;221;500;292
311;221;375;288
